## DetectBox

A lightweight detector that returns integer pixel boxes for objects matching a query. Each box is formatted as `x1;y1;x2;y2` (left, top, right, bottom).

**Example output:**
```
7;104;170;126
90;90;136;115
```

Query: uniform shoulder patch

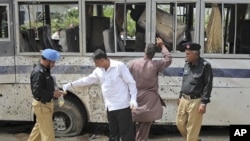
203;61;208;65
203;60;211;66
39;68;44;73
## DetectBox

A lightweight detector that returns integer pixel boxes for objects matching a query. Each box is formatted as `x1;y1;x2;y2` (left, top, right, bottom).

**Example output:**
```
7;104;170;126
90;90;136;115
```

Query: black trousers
107;107;135;141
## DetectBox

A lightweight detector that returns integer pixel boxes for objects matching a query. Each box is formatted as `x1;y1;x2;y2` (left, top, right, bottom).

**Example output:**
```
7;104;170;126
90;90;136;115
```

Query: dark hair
92;49;108;60
145;43;156;59
41;56;47;60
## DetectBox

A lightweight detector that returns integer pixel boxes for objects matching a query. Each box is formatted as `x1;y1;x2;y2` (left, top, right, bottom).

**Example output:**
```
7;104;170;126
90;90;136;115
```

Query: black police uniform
179;58;213;104
30;63;55;103
28;48;60;141
176;42;213;141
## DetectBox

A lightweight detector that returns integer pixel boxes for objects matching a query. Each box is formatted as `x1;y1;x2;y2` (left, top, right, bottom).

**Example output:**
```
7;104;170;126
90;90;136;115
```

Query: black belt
34;97;52;103
182;94;201;100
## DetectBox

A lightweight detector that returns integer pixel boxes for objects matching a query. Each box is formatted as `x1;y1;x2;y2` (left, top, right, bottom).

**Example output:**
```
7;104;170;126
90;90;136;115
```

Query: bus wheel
53;97;87;137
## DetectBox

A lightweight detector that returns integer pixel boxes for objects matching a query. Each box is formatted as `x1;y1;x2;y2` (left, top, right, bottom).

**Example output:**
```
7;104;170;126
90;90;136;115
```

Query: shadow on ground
0;121;229;138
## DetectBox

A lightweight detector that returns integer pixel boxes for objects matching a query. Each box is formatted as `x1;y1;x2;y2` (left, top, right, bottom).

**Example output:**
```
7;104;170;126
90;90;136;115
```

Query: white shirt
51;32;60;40
58;30;68;52
71;59;137;111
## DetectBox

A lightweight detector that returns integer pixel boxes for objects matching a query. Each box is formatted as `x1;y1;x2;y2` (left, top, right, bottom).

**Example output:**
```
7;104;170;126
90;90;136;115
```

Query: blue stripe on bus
0;66;15;74
163;67;250;78
1;66;250;78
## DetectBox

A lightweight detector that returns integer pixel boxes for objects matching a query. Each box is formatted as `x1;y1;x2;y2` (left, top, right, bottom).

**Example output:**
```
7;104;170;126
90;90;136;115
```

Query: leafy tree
51;7;79;33
103;5;136;37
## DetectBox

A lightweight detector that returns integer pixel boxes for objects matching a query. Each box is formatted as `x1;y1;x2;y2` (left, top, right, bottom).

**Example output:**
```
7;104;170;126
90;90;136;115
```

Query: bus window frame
83;0;150;56
15;0;82;56
0;4;10;41
13;0;250;58
154;0;200;55
201;0;250;57
154;0;250;59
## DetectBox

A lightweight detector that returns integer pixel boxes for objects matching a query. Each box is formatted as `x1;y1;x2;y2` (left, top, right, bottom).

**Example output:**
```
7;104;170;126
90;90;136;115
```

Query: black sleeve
201;63;213;104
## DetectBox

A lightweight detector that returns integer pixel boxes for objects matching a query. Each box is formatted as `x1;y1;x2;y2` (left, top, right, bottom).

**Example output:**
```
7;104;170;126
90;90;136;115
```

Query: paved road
0;130;229;141
0;128;229;141
0;122;229;141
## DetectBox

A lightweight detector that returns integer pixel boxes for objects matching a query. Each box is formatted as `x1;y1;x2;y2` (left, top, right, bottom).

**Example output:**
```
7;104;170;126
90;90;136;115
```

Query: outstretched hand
156;37;164;48
63;83;71;91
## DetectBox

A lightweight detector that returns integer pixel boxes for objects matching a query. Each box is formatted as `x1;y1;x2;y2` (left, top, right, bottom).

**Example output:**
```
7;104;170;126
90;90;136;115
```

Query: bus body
0;0;250;137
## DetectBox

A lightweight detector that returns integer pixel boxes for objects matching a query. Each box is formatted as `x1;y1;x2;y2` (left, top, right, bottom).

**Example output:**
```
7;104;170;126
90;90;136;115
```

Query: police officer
28;49;63;141
176;43;213;141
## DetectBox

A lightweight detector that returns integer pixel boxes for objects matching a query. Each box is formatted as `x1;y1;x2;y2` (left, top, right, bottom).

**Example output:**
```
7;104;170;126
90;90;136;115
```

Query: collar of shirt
39;63;50;72
106;59;116;71
187;58;201;67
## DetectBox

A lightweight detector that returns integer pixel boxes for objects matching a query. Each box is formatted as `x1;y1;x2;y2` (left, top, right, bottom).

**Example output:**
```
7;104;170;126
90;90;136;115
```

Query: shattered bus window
0;5;9;39
225;3;250;54
18;2;79;52
85;2;146;53
156;2;196;52
204;3;250;54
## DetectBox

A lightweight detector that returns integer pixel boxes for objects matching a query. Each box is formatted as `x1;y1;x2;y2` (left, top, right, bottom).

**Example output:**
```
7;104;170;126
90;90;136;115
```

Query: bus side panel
8;55;250;125
0;84;33;121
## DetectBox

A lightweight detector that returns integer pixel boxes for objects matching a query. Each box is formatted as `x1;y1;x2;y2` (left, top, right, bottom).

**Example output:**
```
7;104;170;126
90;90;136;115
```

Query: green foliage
63;8;79;27
103;5;136;37
20;4;136;37
126;12;136;37
51;7;79;33
103;5;113;17
20;5;79;34
50;12;64;32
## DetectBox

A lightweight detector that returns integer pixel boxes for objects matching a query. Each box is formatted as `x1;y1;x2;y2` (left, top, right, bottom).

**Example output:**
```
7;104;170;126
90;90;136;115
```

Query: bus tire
53;97;87;137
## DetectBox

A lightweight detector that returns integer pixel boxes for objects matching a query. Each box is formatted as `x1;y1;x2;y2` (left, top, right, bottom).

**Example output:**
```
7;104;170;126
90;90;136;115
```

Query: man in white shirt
63;49;138;141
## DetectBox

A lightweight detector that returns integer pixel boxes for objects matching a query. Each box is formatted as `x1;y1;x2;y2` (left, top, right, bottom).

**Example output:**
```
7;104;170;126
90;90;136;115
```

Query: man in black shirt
176;43;213;141
28;49;63;141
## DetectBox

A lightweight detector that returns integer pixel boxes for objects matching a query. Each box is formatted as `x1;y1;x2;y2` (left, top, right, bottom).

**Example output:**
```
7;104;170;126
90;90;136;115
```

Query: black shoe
198;139;201;141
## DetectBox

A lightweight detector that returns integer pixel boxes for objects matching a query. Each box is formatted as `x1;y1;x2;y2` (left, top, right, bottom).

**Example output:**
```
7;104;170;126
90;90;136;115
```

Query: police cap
183;43;201;51
42;49;60;61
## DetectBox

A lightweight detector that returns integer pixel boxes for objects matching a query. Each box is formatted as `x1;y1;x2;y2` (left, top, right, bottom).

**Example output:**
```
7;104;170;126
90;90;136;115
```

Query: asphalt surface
0;121;230;141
